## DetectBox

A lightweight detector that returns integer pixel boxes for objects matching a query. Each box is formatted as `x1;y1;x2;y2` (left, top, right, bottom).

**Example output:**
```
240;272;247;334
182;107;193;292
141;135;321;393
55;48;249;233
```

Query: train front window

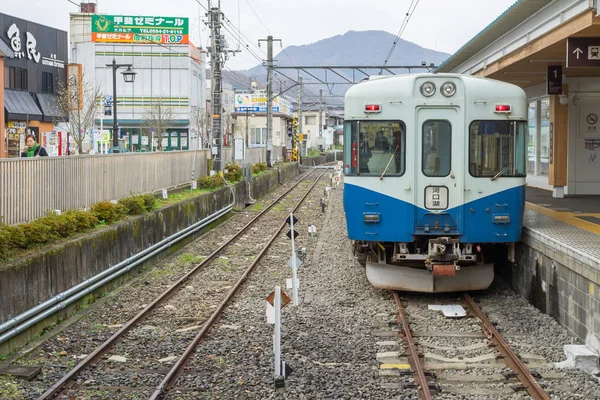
344;121;405;176
422;120;451;177
469;120;527;177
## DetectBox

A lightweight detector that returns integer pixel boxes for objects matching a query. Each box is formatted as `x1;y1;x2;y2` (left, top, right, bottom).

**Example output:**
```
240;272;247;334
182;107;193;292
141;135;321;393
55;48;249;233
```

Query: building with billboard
232;90;293;150
70;4;207;152
0;13;67;158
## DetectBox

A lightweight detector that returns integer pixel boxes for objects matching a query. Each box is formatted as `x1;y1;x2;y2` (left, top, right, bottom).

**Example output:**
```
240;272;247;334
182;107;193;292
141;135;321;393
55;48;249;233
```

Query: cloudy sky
4;0;517;70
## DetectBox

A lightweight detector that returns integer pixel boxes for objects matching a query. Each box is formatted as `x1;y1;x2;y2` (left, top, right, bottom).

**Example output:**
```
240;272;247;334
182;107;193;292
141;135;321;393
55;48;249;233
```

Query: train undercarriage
354;237;509;293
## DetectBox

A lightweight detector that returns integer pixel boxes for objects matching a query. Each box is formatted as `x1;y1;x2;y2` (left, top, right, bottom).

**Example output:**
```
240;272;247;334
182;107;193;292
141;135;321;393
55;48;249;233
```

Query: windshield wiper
490;162;513;181
379;144;400;180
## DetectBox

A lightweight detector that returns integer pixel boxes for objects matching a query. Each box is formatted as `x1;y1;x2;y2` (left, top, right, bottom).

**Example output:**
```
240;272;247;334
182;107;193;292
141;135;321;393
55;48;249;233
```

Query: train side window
422;120;451;177
344;121;405;176
468;120;527;177
343;122;358;174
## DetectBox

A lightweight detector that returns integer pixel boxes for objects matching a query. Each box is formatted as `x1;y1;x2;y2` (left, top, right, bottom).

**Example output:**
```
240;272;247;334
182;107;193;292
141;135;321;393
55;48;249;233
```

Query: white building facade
70;10;207;152
232;90;293;150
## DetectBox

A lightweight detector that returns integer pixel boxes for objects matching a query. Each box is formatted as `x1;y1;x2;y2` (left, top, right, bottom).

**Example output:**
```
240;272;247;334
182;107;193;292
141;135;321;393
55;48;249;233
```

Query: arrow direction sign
567;38;600;67
286;229;298;240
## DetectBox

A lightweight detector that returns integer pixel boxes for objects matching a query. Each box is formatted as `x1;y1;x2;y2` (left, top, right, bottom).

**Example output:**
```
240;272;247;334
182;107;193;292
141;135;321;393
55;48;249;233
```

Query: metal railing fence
0;146;287;226
0;151;208;226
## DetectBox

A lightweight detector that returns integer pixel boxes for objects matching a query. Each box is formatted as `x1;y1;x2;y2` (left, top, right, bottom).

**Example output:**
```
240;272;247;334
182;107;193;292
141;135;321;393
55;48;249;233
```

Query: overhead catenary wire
243;0;298;68
381;0;421;72
195;0;267;65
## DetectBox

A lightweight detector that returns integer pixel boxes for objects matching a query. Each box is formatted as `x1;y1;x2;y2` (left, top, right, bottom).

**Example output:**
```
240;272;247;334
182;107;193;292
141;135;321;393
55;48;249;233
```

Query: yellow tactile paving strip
525;202;600;236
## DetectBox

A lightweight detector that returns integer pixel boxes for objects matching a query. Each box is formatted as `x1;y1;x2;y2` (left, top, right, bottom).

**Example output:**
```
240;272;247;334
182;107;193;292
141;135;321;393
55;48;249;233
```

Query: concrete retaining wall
0;163;300;354
508;228;600;353
300;152;338;166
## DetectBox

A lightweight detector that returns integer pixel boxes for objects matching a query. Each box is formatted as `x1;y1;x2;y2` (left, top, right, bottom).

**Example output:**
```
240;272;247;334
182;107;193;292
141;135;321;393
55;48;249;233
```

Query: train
342;73;527;292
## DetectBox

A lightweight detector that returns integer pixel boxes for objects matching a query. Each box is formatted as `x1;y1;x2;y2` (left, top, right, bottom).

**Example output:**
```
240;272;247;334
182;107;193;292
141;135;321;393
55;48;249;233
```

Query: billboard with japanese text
91;15;189;44
234;93;292;115
0;12;68;92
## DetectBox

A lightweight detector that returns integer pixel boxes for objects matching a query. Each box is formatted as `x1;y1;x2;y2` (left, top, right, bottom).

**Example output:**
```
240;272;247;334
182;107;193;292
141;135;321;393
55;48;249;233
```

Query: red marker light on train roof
494;104;511;113
364;104;381;113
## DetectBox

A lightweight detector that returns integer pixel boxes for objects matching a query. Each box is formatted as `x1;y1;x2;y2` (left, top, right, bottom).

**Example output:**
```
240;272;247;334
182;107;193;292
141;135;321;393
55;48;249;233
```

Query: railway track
22;168;329;400
391;291;552;400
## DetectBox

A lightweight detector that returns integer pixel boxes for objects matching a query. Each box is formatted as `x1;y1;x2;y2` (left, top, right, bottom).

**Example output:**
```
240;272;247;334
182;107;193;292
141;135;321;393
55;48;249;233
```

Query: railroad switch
399;370;436;378
403;383;441;392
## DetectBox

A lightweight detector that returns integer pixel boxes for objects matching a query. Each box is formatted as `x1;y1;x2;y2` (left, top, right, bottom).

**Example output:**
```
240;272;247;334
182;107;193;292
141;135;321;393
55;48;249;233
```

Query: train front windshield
344;121;406;176
469;120;527;177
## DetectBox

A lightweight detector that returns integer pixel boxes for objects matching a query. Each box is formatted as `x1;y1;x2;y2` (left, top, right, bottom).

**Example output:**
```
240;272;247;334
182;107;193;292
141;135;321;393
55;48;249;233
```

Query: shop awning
4;90;43;121
36;93;66;122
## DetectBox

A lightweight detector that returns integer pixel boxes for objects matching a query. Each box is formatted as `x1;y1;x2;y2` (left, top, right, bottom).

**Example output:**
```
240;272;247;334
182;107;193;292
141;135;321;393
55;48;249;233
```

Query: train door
414;108;463;236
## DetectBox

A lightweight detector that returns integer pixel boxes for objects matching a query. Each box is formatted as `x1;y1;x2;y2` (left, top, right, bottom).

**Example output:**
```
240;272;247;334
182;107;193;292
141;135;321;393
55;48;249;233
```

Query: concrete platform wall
510;228;600;352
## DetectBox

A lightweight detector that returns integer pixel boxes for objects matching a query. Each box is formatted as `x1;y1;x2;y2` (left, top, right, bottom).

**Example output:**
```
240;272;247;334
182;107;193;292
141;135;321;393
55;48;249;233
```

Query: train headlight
441;81;456;97
420;81;436;97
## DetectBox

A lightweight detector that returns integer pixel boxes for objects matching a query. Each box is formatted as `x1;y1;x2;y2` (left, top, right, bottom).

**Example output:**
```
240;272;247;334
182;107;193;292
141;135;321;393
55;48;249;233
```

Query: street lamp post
106;58;136;153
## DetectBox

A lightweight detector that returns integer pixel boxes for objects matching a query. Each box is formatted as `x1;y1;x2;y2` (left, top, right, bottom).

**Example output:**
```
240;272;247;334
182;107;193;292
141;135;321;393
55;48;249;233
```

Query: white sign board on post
234;138;245;160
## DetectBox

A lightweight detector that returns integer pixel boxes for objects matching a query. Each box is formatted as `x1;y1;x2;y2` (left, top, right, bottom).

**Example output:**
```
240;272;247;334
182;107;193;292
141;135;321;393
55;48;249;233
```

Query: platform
512;187;600;354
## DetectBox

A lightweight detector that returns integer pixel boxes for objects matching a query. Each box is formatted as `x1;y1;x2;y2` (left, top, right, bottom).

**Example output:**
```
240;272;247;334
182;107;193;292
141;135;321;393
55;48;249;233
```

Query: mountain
222;30;451;106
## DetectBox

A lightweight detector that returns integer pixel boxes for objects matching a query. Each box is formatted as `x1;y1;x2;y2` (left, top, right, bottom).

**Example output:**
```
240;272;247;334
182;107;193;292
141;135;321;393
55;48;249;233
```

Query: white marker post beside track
274;286;281;378
266;288;291;389
286;213;300;306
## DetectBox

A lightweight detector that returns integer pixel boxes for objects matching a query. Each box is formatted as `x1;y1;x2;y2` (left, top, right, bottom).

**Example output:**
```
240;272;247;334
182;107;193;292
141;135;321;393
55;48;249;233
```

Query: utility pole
318;89;323;152
259;35;281;167
207;0;239;172
297;76;303;161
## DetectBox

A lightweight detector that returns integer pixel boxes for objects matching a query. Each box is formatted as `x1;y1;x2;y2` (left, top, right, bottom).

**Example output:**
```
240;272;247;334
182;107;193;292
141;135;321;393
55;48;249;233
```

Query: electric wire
381;0;421;71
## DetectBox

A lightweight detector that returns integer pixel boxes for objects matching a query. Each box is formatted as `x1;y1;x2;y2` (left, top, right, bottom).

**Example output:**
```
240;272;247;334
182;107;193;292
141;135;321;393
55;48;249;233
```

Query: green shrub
39;211;78;238
118;196;147;215
116;203;129;219
224;162;243;182
4;224;26;248
0;226;11;259
64;209;98;231
252;162;268;174
197;174;225;190
140;193;157;210
21;219;58;247
90;201;120;224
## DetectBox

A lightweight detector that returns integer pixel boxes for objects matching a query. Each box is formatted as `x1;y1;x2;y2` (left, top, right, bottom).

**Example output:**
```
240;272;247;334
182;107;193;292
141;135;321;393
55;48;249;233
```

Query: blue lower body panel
344;184;525;243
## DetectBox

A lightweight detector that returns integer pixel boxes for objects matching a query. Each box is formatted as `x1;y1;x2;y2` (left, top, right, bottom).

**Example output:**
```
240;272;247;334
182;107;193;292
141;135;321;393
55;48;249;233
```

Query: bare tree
189;106;210;149
222;112;233;146
141;97;175;151
54;73;102;154
234;114;252;147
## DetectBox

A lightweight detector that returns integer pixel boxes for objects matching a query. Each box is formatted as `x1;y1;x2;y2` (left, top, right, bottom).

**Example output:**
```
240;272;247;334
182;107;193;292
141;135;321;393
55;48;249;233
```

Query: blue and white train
343;73;527;292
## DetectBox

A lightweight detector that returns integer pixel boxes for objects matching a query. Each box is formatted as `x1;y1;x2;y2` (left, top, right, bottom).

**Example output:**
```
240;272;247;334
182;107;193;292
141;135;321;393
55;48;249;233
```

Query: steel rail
463;293;550;400
393;292;432;400
37;168;322;400
149;168;328;399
